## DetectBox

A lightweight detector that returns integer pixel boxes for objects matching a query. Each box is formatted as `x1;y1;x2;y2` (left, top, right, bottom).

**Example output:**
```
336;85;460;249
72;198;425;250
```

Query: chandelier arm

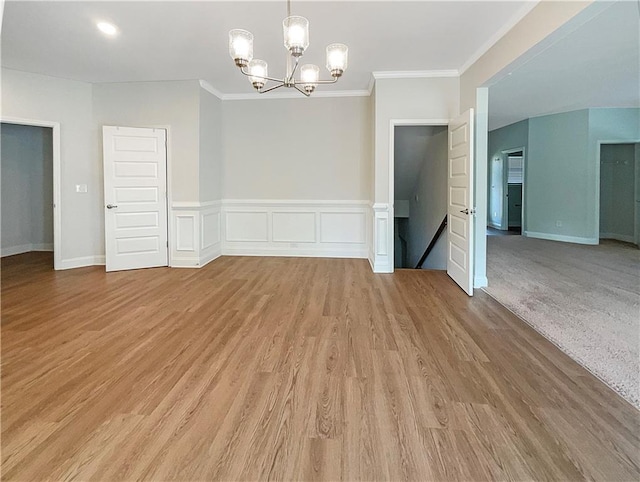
287;56;301;83
239;66;283;84
259;83;286;94
293;77;339;86
293;85;311;97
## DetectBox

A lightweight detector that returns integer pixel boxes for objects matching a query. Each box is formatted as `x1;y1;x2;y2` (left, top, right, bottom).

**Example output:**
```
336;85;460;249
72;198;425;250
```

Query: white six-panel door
103;126;168;272
447;110;474;296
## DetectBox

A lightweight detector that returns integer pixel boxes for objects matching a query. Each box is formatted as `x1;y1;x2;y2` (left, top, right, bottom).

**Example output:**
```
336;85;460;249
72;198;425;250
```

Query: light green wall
528;109;591;239
491;108;640;244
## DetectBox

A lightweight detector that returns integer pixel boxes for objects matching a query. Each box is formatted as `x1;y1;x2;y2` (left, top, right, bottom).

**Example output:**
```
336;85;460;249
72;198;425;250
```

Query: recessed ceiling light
97;21;118;37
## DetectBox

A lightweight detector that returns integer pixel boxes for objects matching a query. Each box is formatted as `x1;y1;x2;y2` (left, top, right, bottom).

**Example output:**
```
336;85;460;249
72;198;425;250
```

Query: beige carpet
485;235;640;409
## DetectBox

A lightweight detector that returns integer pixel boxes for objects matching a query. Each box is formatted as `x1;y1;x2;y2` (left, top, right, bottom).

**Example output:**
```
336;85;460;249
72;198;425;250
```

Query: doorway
599;142;639;246
1;121;59;268
392;124;448;269
488;147;525;235
506;150;524;234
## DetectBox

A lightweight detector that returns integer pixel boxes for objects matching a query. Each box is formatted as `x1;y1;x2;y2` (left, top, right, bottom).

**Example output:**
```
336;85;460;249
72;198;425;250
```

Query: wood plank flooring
2;252;639;481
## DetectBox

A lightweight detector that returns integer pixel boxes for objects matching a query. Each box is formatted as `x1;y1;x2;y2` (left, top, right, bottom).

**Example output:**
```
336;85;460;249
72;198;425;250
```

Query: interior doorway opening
488;147;525;237
1;122;57;268
598;142;639;246
392;124;448;269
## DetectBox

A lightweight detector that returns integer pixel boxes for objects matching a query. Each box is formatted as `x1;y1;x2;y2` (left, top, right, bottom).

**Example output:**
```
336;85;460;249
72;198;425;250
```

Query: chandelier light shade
228;0;348;97
229;29;254;67
300;64;320;93
283;16;309;56
326;43;348;77
248;59;268;89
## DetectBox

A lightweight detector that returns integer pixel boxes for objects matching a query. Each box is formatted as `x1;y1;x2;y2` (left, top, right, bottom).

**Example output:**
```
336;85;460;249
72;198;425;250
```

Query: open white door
103;126;168;272
447;109;474;296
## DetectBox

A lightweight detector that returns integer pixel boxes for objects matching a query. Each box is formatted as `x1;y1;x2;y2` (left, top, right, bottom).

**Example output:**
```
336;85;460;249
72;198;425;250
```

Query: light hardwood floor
2;252;639;481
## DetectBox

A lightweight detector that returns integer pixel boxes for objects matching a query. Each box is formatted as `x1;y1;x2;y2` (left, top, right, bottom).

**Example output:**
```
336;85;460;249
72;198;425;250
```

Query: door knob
460;208;469;215
106;204;118;209
459;208;476;215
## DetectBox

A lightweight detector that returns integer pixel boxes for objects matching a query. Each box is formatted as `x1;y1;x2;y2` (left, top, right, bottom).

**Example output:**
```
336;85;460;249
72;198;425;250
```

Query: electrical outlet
556;220;562;227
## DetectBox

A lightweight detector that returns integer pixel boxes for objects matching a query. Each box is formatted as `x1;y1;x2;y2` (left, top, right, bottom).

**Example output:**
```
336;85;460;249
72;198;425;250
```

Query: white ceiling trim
372;70;459;79
458;0;540;76
221;89;371;101
199;80;224;100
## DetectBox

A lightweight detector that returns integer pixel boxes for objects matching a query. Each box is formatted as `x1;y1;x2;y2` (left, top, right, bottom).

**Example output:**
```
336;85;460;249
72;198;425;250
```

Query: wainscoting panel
175;215;196;252
222;200;370;258
171;201;222;268
372;203;392;273
202;212;221;250
225;212;269;242
272;212;316;243
319;212;366;244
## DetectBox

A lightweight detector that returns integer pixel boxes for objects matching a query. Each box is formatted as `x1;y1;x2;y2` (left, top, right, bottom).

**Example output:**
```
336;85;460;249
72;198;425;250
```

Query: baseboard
371;261;393;274
474;275;489;288
1;243;53;257
524;231;598;245
599;233;635;244
58;255;105;270
171;257;201;268
222;246;368;259
200;247;222;267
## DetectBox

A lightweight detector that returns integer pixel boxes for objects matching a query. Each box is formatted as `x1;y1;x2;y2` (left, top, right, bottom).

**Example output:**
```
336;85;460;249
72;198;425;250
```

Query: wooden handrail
415;215;447;269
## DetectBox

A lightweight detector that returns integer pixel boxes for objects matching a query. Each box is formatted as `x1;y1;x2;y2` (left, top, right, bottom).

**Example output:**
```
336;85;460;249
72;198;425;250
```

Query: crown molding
198;80;224;100
371;70;459;80
458;1;540;76
367;75;376;95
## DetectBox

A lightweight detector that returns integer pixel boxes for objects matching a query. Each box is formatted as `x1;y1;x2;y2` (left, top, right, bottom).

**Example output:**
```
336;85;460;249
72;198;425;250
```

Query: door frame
388;118;450;273
1;116;62;270
147;124;173;266
501;146;526;233
596;139;640;245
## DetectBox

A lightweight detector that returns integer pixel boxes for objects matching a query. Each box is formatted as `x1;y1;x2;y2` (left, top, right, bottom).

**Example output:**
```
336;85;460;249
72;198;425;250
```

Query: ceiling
2;1;531;95
488;1;640;130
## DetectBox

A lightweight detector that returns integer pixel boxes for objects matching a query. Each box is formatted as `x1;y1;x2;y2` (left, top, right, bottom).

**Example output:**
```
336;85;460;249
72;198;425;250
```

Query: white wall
223;96;372;201
1;68;97;264
199;88;223;203
374;77;459;204
220;95;372;260
371;76;459;273
93;80;201;203
1;123;53;255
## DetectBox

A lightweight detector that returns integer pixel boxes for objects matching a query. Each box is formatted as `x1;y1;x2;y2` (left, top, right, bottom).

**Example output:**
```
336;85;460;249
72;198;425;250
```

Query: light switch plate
76;184;88;193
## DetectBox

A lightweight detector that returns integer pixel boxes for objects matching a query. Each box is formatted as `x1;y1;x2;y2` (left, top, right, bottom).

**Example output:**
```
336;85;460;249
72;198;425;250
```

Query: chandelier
228;0;348;97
